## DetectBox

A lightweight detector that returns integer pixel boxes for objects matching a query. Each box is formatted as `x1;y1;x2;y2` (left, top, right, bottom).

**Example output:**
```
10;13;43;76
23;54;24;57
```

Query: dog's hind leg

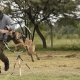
28;52;34;62
30;51;40;60
33;52;40;60
30;55;34;62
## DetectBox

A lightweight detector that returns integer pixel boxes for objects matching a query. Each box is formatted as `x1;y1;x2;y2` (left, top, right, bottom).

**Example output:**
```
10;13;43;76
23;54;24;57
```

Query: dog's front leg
15;45;18;51
15;43;25;51
15;43;22;51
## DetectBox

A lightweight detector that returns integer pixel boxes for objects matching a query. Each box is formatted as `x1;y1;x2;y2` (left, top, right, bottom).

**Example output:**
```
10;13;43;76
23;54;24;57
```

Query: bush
67;34;79;39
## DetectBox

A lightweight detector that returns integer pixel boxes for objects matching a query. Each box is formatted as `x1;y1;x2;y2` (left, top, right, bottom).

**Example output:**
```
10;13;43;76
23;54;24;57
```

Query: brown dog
8;31;40;62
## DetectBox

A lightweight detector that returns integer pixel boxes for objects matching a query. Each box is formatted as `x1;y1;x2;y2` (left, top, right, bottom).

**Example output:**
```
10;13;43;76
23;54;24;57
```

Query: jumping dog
8;31;40;62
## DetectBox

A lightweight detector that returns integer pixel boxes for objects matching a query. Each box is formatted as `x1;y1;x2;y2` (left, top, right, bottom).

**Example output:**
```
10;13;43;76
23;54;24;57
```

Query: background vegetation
0;1;80;80
0;0;80;49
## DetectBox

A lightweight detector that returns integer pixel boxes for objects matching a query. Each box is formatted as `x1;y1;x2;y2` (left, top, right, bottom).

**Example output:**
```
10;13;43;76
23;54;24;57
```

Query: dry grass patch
0;51;80;80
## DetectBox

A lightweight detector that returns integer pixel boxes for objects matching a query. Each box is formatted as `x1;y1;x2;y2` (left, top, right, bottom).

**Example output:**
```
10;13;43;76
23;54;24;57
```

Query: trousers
0;40;9;63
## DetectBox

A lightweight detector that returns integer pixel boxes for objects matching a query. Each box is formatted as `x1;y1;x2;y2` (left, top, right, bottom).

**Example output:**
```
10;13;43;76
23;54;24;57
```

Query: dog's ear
12;31;16;36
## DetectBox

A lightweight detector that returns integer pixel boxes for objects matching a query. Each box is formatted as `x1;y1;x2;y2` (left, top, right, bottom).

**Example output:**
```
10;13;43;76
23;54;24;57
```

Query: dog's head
9;31;22;40
9;31;16;38
8;31;23;44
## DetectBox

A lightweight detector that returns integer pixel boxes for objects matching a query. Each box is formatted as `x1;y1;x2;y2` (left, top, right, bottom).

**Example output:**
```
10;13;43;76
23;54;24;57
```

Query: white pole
19;59;21;76
0;66;1;73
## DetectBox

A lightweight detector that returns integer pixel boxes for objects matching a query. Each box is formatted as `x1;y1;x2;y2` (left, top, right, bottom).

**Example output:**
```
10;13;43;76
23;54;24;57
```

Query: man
0;6;15;71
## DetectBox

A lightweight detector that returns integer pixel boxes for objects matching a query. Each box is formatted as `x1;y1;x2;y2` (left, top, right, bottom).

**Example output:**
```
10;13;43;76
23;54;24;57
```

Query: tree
23;0;78;48
2;0;80;48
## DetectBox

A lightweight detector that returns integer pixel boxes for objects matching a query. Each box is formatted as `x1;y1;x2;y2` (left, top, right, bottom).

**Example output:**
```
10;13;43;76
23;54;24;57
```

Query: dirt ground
0;51;80;78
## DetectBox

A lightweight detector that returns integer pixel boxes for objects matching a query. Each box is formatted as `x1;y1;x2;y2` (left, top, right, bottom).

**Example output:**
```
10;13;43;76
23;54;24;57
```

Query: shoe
4;61;9;71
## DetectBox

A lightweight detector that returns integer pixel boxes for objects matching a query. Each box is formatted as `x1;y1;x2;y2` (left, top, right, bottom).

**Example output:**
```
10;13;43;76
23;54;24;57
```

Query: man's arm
0;27;9;34
5;15;15;30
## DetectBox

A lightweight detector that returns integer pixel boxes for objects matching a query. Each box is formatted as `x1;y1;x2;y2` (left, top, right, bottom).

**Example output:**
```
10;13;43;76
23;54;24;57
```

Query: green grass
1;73;80;80
0;70;80;80
1;38;80;80
7;36;80;51
34;38;80;51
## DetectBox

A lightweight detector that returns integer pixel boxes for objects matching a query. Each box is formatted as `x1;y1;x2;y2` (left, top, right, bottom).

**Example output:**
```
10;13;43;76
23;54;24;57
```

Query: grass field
0;50;80;80
34;38;80;51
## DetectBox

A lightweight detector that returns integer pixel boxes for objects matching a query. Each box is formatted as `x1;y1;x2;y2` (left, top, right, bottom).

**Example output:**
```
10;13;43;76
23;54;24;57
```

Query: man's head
0;6;2;10
0;6;3;20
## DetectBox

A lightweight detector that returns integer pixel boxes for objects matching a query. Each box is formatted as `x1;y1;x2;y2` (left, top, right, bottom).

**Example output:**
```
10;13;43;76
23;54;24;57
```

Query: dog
8;31;40;62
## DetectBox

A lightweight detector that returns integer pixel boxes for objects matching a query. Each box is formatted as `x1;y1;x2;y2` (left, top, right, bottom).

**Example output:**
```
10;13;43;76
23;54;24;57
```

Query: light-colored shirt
0;14;15;40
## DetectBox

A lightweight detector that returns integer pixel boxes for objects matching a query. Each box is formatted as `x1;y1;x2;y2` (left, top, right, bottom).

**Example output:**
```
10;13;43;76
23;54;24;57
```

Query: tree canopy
1;0;80;48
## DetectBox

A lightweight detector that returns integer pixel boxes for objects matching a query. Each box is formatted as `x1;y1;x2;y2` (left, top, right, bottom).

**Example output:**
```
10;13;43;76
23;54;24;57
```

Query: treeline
16;24;80;39
2;0;80;48
53;25;80;39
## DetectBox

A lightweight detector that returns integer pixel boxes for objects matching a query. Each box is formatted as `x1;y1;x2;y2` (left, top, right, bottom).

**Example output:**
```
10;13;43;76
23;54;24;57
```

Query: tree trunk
25;20;31;39
50;25;53;48
35;25;47;48
32;26;36;41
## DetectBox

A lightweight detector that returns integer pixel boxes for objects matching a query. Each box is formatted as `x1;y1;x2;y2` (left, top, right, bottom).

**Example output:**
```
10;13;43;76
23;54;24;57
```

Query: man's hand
1;30;9;34
4;26;11;31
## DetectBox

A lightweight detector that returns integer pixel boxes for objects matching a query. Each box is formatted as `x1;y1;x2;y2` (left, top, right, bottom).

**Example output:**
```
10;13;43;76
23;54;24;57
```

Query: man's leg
0;41;9;71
